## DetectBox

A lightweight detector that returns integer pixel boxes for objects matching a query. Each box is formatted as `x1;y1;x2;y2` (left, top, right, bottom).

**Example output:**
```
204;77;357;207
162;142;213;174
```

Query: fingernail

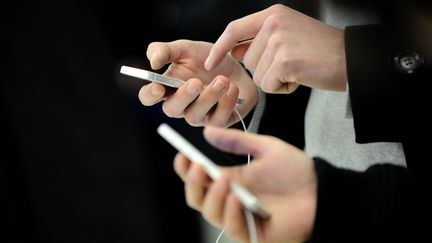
204;57;212;70
187;81;199;94
212;78;226;92
150;51;159;68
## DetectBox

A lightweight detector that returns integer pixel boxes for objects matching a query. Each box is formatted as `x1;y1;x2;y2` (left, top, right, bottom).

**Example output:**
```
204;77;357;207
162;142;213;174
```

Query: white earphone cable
214;107;258;243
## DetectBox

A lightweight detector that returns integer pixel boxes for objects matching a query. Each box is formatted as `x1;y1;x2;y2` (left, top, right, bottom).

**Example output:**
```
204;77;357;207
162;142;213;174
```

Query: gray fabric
304;0;406;171
248;87;266;133
304;89;406;171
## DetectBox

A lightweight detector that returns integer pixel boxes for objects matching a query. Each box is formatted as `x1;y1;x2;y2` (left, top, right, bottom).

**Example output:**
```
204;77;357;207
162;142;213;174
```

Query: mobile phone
120;65;244;105
157;123;270;218
120;65;185;88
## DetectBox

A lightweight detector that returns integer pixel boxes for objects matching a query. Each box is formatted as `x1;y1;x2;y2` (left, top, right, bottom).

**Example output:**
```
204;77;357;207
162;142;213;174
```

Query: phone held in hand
157;123;270;218
120;65;185;88
120;65;244;105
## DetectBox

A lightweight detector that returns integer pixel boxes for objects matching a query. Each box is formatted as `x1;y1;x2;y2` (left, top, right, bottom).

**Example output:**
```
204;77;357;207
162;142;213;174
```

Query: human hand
139;40;258;127
174;126;317;243
205;4;347;93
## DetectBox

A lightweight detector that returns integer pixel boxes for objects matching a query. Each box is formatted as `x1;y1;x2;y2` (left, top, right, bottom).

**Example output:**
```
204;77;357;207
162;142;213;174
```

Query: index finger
204;7;273;71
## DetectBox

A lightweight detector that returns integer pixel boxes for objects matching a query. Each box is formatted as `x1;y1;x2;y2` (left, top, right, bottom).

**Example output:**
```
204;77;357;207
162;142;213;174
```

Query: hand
174;126;317;243
139;40;258;127
205;4;347;93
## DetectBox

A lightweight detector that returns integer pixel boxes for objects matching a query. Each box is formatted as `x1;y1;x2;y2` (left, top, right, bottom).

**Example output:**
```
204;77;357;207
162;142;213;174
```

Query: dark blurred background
0;1;315;242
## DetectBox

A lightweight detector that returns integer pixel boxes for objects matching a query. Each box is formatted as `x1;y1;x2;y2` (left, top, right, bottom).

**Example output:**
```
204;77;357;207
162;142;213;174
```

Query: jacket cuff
345;25;401;143
308;158;367;243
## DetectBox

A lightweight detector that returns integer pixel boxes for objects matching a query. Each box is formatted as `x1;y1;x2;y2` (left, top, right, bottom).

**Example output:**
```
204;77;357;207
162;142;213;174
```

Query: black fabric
345;3;432;173
311;158;430;243
310;1;432;242
0;2;198;243
345;24;431;144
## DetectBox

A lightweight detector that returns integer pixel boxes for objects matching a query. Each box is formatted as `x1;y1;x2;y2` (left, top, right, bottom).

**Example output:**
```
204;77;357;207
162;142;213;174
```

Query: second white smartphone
157;123;270;218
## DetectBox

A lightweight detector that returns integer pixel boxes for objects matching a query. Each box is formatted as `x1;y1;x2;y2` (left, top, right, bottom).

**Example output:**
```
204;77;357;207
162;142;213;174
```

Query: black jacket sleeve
345;24;432;144
346;3;432;144
310;158;431;243
309;2;432;242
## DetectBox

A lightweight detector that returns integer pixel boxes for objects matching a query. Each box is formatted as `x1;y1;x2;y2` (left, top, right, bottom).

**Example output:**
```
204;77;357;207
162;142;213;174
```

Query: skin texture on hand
205;4;348;93
173;126;317;243
138;40;259;128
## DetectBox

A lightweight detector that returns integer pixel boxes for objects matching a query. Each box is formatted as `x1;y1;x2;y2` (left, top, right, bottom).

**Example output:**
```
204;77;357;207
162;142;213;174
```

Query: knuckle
260;82;275;93
269;4;287;13
242;57;254;71
207;117;225;128
162;104;181;118
225;19;240;34
264;14;282;32
184;113;204;127
253;76;261;87
208;108;234;127
268;34;284;49
280;56;301;75
275;51;294;70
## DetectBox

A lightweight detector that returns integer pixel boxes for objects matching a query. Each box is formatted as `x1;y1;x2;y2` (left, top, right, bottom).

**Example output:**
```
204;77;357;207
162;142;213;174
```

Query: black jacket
310;1;432;242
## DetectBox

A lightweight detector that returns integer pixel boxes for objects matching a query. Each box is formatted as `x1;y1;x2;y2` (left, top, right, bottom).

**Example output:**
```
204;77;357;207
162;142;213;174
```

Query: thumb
203;126;268;158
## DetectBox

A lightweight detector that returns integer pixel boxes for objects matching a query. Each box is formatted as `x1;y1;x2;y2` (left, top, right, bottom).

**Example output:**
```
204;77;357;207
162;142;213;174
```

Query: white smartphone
120;65;244;105
157;123;270;218
120;65;185;88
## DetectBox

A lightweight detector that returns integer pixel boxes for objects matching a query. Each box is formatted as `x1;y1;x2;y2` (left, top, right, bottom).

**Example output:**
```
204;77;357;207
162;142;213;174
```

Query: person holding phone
138;1;431;242
140;40;258;128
